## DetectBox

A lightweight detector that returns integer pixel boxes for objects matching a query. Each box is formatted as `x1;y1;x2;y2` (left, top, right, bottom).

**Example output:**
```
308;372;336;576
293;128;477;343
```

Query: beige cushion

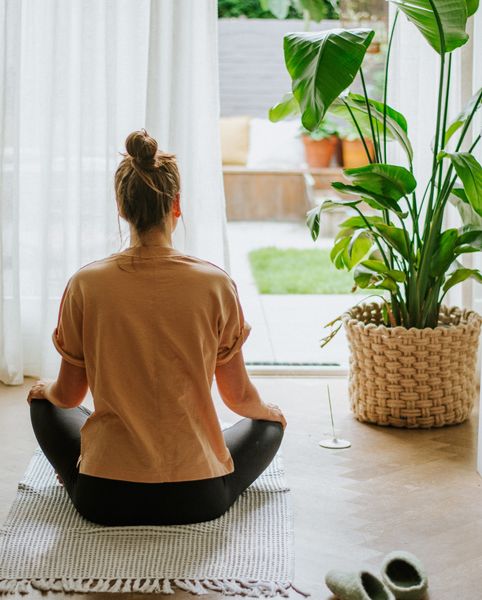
220;116;251;165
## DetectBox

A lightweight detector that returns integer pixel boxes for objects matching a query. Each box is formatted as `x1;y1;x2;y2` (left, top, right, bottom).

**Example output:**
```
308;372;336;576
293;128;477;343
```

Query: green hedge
218;0;337;20
218;0;302;19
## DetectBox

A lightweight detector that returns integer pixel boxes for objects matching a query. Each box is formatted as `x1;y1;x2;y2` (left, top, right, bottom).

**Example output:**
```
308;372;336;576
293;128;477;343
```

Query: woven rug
0;444;305;597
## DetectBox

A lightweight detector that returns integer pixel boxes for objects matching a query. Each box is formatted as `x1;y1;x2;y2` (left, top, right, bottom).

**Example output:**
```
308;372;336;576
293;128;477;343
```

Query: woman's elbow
55;360;89;408
56;394;85;409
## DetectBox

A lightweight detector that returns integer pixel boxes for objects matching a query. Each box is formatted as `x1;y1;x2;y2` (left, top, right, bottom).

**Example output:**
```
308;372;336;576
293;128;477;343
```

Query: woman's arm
215;350;287;429
27;359;88;408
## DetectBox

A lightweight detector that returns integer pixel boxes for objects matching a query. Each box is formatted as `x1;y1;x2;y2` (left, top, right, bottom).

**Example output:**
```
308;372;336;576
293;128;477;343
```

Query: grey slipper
326;569;395;600
380;551;428;600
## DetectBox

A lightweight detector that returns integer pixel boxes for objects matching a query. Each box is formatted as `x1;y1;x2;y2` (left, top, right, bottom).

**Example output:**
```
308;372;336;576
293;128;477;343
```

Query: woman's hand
266;403;287;430
27;379;55;405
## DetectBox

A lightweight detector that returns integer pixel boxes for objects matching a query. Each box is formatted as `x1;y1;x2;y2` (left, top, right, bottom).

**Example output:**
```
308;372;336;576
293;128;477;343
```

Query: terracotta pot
302;135;338;168
367;41;381;54
342;303;482;429
342;139;375;168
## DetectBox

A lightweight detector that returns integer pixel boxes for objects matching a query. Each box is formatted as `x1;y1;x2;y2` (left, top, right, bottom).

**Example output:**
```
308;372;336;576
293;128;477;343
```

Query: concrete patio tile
239;292;276;363
259;294;364;365
226;221;363;365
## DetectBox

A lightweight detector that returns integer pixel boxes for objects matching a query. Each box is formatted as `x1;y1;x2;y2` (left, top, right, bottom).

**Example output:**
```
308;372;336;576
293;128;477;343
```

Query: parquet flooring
1;377;481;599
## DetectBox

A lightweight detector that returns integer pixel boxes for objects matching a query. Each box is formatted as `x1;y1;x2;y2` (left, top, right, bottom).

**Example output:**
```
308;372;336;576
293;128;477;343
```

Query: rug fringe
0;577;310;596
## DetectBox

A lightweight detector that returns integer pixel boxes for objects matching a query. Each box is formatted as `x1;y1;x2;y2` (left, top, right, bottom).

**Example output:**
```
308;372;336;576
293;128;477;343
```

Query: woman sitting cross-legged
28;129;286;526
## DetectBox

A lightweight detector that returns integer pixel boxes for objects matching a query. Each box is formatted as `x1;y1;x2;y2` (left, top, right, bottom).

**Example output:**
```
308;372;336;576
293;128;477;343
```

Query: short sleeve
52;278;85;368
216;277;252;366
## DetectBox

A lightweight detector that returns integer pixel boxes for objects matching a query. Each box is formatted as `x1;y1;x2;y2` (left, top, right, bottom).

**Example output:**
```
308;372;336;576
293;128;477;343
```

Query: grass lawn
248;247;358;294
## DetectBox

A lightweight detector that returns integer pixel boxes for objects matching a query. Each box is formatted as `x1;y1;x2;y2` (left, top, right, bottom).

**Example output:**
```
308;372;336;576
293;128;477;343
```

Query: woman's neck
129;225;173;249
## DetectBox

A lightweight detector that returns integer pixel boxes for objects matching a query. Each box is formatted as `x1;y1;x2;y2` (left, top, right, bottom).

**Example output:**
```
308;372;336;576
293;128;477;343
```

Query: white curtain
0;1;23;385
388;6;480;309
0;0;228;384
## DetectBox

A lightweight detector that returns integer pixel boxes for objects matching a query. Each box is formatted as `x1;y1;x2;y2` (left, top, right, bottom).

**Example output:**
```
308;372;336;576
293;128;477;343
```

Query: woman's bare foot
56;473;64;486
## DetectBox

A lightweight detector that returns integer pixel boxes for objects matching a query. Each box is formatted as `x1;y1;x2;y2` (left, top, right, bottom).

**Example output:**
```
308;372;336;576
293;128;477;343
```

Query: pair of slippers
325;550;428;600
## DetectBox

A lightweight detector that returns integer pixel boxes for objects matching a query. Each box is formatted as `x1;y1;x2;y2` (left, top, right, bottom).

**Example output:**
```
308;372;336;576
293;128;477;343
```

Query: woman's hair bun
125;129;158;165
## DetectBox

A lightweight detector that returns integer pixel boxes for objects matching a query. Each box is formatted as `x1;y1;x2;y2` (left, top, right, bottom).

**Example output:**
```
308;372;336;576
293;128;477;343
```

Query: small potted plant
270;0;482;429
339;121;375;168
300;116;339;168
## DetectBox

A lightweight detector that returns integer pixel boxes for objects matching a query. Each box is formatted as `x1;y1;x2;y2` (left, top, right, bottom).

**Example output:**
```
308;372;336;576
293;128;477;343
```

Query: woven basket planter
343;303;481;428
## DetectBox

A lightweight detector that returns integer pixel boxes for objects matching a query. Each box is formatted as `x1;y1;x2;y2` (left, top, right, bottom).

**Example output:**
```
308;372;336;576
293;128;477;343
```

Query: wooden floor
1;377;481;600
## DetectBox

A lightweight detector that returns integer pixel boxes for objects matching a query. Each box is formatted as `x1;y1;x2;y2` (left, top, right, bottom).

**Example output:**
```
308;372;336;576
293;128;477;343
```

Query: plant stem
430;92;482;219
417;174;436;219
375;119;382;155
391;294;401;324
353;206;390;265
423;53;445;237
468;134;481;153
360;68;381;162
440;54;452;152
437;54;452;199
454;88;482;152
404;194;420;246
383;10;399;163
342;99;373;163
417;53;446;319
438;134;481;207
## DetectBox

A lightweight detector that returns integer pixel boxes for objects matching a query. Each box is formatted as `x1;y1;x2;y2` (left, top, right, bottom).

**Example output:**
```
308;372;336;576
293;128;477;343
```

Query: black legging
29;399;283;526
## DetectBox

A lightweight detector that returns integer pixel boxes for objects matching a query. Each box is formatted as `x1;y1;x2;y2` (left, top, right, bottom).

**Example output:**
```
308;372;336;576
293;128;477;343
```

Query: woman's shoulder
67;251;236;287
66;254;123;289
179;253;237;290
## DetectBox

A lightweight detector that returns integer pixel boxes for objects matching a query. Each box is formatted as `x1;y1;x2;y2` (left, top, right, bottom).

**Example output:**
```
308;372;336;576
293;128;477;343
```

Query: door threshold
246;362;348;377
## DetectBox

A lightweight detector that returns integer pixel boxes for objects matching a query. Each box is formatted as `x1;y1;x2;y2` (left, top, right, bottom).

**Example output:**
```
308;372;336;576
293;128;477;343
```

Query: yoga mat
0;445;306;596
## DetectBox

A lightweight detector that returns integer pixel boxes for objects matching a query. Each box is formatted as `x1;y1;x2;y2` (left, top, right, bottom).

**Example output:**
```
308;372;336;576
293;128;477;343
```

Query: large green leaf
444;153;482;216
283;29;374;130
456;226;482;250
443;268;482;293
330;237;351;269
332;182;407;216
444;88;482;146
339;215;387;229
353;265;401;292
346;230;373;269
373;223;411;261
361;260;407;281
269;93;300;122
343;163;417;201
465;0;479;15
306;198;361;240
430;228;458;276
330;94;413;163
389;0;469;54
450;187;482;228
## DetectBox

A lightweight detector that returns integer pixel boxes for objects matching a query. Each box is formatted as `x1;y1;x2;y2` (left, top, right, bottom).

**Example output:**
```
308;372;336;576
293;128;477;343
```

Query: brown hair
115;129;180;234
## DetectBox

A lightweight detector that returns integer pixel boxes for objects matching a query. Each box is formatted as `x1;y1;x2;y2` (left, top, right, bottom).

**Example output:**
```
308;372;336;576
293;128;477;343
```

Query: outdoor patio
228;221;365;366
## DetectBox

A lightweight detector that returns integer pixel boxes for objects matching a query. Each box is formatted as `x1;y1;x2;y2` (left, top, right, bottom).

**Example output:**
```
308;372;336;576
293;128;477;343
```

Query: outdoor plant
269;0;482;333
259;0;338;21
218;0;338;20
300;115;339;140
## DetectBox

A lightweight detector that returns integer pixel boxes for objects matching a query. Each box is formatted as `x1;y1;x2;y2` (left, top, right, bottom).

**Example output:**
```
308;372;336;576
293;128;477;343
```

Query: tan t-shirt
52;245;252;483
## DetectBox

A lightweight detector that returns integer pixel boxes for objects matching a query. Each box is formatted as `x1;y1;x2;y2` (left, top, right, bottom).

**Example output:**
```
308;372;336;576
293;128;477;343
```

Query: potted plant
339;121;375;168
300;117;339;168
270;0;482;428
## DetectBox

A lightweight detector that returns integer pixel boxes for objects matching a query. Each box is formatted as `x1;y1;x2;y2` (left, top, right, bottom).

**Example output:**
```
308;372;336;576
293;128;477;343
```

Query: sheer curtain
0;0;227;384
0;1;23;385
